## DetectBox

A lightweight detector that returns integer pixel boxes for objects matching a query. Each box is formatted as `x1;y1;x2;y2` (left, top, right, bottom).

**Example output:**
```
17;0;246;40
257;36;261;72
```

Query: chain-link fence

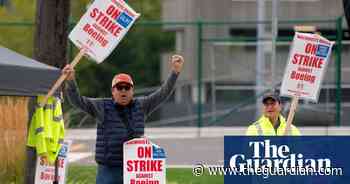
0;17;347;183
0;18;346;129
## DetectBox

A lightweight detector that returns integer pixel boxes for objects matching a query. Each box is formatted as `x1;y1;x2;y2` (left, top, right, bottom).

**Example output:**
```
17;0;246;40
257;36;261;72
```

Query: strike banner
280;32;334;102
69;0;140;63
124;138;166;184
35;140;72;184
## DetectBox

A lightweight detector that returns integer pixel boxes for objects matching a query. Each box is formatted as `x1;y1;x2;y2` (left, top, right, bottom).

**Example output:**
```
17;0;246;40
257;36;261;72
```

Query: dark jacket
64;71;178;166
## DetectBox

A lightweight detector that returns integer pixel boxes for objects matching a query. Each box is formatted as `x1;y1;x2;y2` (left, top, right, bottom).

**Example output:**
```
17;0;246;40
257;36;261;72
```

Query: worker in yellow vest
246;93;301;136
27;96;65;165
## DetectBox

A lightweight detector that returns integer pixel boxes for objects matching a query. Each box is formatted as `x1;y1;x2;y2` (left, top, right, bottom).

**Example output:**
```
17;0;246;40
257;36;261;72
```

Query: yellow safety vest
246;115;301;136
27;96;65;164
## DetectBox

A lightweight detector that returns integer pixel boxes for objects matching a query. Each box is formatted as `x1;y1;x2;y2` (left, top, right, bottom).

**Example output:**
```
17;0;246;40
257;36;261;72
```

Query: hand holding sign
124;138;166;184
281;32;334;135
39;49;86;107
281;32;334;101
62;64;75;81
69;0;140;63
40;0;140;106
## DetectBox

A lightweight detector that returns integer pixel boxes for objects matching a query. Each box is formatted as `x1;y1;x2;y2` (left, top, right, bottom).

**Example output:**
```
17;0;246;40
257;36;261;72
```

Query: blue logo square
316;44;330;58
58;144;68;157
116;12;133;28
152;145;166;159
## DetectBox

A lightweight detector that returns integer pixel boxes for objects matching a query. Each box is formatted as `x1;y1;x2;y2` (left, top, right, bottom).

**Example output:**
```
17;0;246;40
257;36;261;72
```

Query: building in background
159;0;350;126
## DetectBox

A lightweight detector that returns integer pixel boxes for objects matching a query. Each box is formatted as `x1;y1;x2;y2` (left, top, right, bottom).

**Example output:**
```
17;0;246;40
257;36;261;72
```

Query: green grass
166;168;223;184
67;165;223;184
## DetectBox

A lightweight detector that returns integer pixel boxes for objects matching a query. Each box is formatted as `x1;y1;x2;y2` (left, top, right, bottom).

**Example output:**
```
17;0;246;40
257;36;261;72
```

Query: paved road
69;138;223;167
67;128;231;167
67;127;350;167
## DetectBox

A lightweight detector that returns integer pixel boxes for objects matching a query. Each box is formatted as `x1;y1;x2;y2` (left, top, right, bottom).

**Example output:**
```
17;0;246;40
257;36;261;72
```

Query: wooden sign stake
39;49;86;107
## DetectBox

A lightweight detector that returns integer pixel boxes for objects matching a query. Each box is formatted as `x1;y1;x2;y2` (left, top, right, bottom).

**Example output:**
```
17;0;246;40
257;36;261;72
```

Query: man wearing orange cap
63;55;184;184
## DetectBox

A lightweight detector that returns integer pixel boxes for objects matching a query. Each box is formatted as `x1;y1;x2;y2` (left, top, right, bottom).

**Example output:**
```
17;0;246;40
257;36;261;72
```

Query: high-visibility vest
245;115;301;136
27;96;65;164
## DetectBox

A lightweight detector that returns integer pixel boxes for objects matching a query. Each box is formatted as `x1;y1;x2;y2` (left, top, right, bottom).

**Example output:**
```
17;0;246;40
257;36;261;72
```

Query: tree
33;0;70;68
27;2;70;184
71;0;174;98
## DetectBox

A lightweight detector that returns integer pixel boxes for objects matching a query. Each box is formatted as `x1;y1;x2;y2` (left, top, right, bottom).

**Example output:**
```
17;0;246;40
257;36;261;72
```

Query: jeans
96;164;123;184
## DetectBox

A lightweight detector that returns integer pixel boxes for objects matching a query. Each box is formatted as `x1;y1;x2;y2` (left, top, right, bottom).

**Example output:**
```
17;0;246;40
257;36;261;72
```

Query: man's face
112;82;134;106
263;99;281;120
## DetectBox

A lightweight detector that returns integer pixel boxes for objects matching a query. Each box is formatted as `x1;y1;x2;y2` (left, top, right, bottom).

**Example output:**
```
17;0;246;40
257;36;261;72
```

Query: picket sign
35;140;72;184
284;96;299;135
124;137;166;184
39;0;140;106
281;32;334;135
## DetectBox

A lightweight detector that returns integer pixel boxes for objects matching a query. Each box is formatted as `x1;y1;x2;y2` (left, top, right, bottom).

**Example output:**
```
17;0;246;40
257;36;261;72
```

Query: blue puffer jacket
65;71;178;167
95;99;144;166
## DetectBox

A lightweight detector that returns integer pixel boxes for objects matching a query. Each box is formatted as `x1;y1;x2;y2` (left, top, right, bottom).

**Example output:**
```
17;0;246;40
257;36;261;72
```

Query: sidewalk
66;126;350;140
66;127;350;166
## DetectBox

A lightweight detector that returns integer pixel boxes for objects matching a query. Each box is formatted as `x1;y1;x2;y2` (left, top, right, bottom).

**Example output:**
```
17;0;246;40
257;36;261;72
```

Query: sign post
280;32;334;135
39;49;85;107
40;0;140;106
124;138;166;184
284;96;299;135
34;140;72;184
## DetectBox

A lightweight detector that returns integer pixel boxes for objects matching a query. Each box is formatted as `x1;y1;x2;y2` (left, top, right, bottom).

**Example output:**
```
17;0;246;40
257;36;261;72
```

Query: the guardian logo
230;140;331;171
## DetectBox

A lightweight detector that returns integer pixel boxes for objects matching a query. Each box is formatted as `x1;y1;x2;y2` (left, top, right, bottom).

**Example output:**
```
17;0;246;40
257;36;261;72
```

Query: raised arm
140;55;184;117
63;64;104;121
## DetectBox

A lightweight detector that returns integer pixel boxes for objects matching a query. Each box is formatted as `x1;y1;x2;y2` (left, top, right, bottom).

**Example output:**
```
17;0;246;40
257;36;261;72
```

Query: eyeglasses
115;85;132;91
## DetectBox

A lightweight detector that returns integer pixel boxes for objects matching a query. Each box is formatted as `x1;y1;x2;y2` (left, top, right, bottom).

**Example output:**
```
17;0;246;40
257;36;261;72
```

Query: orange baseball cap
111;73;134;87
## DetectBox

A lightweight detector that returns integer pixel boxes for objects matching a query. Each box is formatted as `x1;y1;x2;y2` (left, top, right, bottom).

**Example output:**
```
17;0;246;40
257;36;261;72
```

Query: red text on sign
40;172;60;181
83;23;109;47
130;179;159;184
127;160;163;172
290;71;316;84
137;146;151;158
305;43;317;55
292;53;323;69
90;8;123;37
106;4;122;19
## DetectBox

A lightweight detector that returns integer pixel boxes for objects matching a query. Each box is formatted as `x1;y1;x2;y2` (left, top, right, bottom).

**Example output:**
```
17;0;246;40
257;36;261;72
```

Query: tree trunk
33;0;70;68
27;1;70;184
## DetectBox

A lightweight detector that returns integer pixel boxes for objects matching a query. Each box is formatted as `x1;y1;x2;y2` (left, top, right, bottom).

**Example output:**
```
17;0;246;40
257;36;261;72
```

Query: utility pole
256;0;266;118
33;0;70;68
271;0;279;90
27;1;70;184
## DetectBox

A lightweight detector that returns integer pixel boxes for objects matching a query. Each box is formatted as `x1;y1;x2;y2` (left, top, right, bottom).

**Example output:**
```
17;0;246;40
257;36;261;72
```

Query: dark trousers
96;164;123;184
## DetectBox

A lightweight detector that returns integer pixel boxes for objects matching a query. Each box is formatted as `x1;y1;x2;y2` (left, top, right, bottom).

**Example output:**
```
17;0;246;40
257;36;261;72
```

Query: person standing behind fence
246;92;301;136
63;55;184;184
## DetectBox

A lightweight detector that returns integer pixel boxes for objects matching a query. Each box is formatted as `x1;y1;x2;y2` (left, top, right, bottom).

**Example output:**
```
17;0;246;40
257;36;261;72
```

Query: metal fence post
335;16;343;126
197;19;203;134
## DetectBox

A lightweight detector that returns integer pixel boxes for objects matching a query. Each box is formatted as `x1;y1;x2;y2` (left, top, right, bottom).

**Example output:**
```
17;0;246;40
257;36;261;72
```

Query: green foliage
0;0;36;57
71;0;175;97
0;0;36;21
0;0;175;99
129;0;161;20
167;168;224;184
72;24;175;97
67;164;97;184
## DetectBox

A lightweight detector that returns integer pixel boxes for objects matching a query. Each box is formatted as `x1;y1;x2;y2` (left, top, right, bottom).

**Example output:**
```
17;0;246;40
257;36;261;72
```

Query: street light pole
256;0;266;118
271;0;279;91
